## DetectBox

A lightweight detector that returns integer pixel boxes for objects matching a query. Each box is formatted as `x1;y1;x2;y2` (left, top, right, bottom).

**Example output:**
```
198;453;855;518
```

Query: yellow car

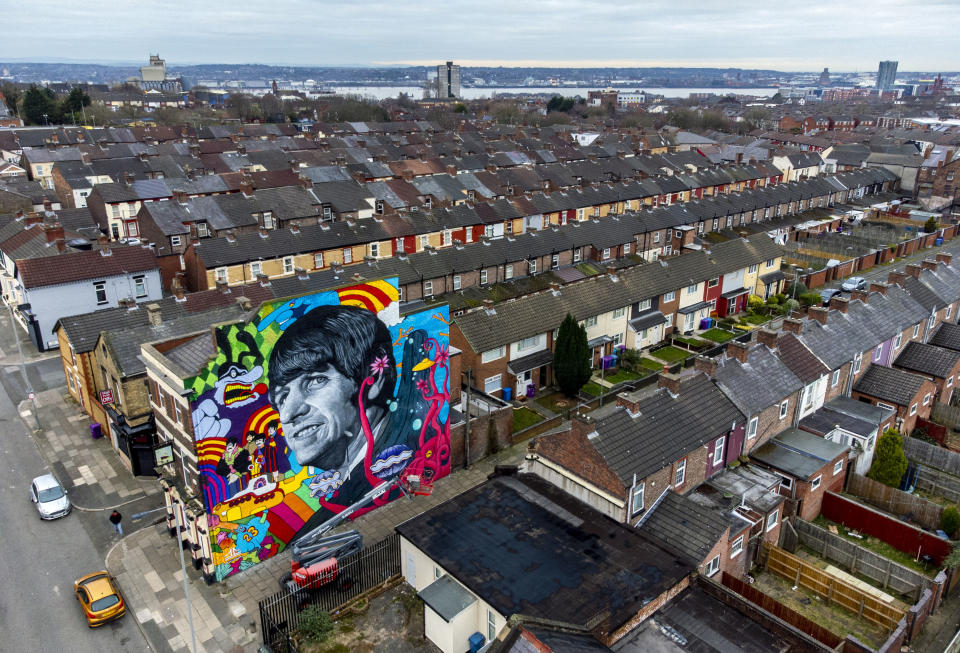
74;571;126;627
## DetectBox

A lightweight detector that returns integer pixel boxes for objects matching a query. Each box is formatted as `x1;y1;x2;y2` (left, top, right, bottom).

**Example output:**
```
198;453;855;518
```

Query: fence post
858;596;865;618
883;560;892;589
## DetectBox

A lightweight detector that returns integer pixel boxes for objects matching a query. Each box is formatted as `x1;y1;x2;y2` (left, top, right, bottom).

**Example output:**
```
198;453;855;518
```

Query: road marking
53;585;60;596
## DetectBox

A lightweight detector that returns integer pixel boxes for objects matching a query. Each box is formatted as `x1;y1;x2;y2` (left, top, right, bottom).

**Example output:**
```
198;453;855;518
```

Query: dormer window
196;222;209;238
424;197;432;210
375;200;384;215
262;211;274;230
322;205;332;220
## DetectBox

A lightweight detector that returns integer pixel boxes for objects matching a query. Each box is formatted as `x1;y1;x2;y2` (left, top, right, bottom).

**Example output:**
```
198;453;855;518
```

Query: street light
133;504;198;653
42;113;49;126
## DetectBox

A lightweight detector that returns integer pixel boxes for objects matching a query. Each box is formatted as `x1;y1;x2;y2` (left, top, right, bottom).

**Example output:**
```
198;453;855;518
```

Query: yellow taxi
73;571;126;627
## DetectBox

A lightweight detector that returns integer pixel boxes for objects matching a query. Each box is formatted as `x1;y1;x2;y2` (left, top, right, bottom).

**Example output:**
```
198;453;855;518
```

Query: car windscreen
38;486;65;502
90;595;120;611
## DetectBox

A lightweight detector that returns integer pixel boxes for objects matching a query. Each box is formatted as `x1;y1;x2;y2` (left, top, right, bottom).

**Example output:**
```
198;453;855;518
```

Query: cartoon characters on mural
188;279;451;580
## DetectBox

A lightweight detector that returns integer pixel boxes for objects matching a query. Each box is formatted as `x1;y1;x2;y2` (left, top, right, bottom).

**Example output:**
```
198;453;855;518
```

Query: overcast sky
6;0;958;71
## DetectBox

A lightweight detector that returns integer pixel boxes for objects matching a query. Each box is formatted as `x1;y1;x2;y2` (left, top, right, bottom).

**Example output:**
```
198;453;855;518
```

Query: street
0;316;151;651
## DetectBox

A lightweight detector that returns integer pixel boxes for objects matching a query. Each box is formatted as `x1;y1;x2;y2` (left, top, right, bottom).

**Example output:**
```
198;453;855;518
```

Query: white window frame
552;253;559;269
453;275;461;291
749;264;758;274
613;307;626;319
313;252;324;269
631;482;645;516
215;267;227;283
687;283;698;294
747;416;758;439
705;555;720;577
663;290;675;302
528;260;537;275
674;459;686;486
584;316;598;328
766;509;779;532
505;264;514;280
923;393;931;406
833;460;843;476
779;475;793;491
343;247;353;264
423;280;433;297
481;346;505;364
779;399;789;419
811;475;822;491
910;403;918;416
713;436;725;465
832;369;840;387
283;257;294;274
653;231;661;243
874;344;883;362
913;324;921;339
480;269;487;285
94;281;107;305
894;333;902;350
250;261;262;277
170;235;182;247
573;248;582;262
638;298;652;311
602;247;611;260
370;242;380;258
517;335;540;351
483;374;501;395
487;609;497;642
134;275;147;298
853;351;862;374
730;535;744;558
196;222;209;238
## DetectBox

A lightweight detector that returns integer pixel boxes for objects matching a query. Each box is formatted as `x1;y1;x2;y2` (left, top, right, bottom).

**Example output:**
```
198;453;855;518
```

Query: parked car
74;571;126;627
841;276;867;291
30;473;71;519
819;288;842;305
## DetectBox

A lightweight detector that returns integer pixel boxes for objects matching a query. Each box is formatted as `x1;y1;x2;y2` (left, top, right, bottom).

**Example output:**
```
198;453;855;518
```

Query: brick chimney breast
726;340;750;363
782;318;803;334
935;253;952;266
657;372;682;396
921;260;938;272
757;329;778;350
905;264;923;279
808;306;828;324
887;270;907;286
694;355;717;377
869;282;888;296
829;296;849;313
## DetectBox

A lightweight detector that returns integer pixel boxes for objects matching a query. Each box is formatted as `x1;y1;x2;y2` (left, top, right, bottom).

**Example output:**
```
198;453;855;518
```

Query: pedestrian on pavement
109;510;123;536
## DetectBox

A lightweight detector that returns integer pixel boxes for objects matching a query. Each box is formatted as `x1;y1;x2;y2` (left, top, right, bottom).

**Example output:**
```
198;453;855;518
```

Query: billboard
186;278;451;581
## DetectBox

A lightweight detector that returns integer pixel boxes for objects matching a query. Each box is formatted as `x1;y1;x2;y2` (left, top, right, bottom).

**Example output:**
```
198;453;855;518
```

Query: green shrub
766;294;780;305
747;295;764;312
867;428;908;488
799;292;822;307
298;605;334;643
942;506;960;537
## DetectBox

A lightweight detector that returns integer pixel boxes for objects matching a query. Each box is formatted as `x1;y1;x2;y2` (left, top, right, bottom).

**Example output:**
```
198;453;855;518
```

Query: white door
517;371;531;396
404;551;416;587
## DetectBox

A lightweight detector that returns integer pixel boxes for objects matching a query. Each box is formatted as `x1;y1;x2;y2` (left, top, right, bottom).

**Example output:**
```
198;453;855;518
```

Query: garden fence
846;474;943;532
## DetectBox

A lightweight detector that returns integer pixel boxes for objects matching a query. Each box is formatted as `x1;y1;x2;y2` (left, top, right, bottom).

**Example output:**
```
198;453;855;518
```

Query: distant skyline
6;0;960;71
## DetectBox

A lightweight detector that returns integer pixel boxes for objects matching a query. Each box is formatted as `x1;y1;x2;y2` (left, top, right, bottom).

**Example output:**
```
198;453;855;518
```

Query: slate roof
711;343;803;417
590;374;744;485
395;473;691;632
854;365;929;407
17;244;159;289
774;333;829;383
750;428;848;480
930;323;960;352
895;341;960;379
639;491;729;566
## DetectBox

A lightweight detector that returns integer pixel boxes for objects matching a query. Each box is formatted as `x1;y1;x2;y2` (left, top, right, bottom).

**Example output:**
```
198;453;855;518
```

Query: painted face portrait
268;304;395;474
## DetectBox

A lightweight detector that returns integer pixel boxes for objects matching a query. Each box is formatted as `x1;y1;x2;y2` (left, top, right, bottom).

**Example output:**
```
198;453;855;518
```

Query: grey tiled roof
589;374;743;485
895;341;960;379
712;343;803;417
930;323;960;352
854;365;929;407
639;491;729;565
750;428;848;480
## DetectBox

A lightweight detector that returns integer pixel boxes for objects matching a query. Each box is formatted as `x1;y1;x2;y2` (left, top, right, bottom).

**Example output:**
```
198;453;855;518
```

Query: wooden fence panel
846;474;943;531
903;436;960;475
916;467;960;503
765;544;905;633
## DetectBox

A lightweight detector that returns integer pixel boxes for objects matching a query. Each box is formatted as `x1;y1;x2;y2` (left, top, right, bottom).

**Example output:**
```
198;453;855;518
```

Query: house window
505;221;513;234
283;257;293;274
731;535;744;558
174;400;182;425
483;374;501;394
779;475;793;491
663;290;675;302
369;242;380;258
779;400;789;419
747;416;758;439
708;277;719;288
424;281;433;297
528;260;537;275
395;238;405;253
913;324;921;339
910;404;919;416
811;475;822;491
584;316;598;328
434;566;442;580
487;610;497;642
552;254;559;269
94;281;107;305
505;264;514;280
675;459;686;486
442;230;452;246
323;206;332;220
196;222;209;238
573;248;582;262
713;436;725;465
687;284;698;294
262;211;274;230
170;235;182;247
832;369;840;387
613;307;626;319
419;235;429;250
749;264;758;274
653;232;661;243
250;261;262;277
602;248;611;260
481;346;505;364
705;555;720;577
631;482;645;516
894;333;902;350
624;243;631;255
923;393;931;406
313;252;324;269
480;269;487;285
451;274;461;291
343;248;353;264
874;344;883;361
133;275;147;298
518;335;540;351
948;304;954;320
638;298;652;311
577;208;584;220
766;509;779;532
713;218;719;230
853;352;862;374
833;460;843;476
215;268;227;283
948;376;954;388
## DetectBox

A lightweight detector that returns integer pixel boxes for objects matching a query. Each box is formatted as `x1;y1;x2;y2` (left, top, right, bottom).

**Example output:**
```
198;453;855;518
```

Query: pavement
18;371;526;653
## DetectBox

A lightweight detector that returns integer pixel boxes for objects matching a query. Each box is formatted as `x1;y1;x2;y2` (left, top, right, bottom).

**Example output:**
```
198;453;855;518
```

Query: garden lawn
640;357;665;371
603;368;642;384
649;345;692;364
535;392;577;415
742;313;771;325
581;382;605;397
700;328;736;343
512;406;544;431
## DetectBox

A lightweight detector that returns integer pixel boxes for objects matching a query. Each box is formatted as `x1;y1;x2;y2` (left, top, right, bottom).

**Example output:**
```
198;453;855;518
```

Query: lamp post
42;113;49;126
133;504;197;653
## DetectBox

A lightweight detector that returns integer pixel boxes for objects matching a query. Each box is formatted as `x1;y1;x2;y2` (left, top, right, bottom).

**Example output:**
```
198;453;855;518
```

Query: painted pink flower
434;345;450;367
370;355;391;376
416;379;428;392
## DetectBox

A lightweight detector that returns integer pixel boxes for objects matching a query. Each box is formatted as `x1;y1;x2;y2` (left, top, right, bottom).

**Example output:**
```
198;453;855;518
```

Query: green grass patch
576;263;600;276
535;392;577;414
700;328;737;343
640;357;666;371
581;382;605;396
649;345;692;363
742;313;771;325
512;406;544;431
603;368;642;384
672;336;707;347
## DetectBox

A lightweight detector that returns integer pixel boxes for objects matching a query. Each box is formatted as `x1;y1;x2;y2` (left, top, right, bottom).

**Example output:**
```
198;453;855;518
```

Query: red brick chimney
921;260;938;272
24;212;43;226
936;253;952;266
658;372;682;396
829;296;849;313
726;340;750;363
809;306;828;324
694;355;717;377
869;282;888;296
782;318;804;334
850;289;869;304
757;329;778;350
616;391;641;413
905;264;923;279
42;223;65;243
887;270;907;286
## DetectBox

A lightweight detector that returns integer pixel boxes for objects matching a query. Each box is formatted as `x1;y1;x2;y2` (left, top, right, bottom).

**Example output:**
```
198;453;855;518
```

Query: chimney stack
237;296;252;311
146;303;162;326
921;259;938;272
869;282;888;296
936;252;952;266
887;270;907;286
726;340;750;363
782;318;803;334
694;355;717;377
829;296;849;313
850;289;869;304
757;329;778;350
215;279;230;293
482;299;495;314
616;391;640;414
905;264;923;279
808;306;828;324
657;372;682;396
42;223;65;243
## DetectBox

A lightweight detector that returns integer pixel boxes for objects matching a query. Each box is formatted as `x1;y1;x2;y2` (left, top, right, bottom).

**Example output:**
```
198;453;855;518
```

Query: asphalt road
0;357;150;650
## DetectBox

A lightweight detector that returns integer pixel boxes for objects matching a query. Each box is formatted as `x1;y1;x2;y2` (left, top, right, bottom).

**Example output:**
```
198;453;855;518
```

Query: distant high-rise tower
876;60;898;91
436;61;461;99
818;68;830;86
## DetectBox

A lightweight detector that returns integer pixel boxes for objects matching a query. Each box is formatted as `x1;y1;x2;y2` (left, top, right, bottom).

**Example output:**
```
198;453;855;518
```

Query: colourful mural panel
186;278;451;580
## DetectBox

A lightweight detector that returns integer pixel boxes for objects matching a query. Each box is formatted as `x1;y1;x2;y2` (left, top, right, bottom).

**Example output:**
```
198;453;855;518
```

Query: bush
788;280;808;297
747;295;764;312
766;295;781;305
298;605;334;643
799;292;822;307
942;506;960;537
867;428;908;488
783;298;800;314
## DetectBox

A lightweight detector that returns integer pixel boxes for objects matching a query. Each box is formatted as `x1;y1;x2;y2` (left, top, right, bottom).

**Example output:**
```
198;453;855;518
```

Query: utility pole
463;368;472;470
